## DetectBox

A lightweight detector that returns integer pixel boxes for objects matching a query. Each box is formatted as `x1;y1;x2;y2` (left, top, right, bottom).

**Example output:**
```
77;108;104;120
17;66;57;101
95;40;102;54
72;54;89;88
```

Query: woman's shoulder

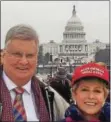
101;102;110;120
65;104;83;120
62;102;110;122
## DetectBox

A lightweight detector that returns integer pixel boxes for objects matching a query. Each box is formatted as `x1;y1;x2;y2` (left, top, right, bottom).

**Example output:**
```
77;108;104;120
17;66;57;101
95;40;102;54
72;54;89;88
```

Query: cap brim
72;75;109;85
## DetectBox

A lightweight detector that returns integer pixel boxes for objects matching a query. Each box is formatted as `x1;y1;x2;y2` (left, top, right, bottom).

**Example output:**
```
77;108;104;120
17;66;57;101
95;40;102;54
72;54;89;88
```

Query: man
0;24;69;121
0;49;3;76
50;67;72;104
0;49;2;66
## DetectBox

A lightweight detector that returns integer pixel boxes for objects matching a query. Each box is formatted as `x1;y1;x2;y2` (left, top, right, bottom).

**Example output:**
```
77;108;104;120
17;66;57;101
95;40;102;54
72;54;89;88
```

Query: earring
74;100;76;105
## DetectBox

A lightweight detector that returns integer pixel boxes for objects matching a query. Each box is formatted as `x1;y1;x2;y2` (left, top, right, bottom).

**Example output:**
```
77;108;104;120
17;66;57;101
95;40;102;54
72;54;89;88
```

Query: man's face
2;39;38;85
0;52;1;65
0;50;3;65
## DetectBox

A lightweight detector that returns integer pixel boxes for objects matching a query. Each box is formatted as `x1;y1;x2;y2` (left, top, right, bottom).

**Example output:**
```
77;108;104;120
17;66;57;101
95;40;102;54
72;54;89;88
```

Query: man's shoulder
0;66;3;78
32;75;46;89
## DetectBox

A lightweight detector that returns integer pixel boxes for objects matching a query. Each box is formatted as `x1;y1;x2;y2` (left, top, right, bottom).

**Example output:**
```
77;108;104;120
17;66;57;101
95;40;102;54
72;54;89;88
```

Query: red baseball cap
72;62;109;86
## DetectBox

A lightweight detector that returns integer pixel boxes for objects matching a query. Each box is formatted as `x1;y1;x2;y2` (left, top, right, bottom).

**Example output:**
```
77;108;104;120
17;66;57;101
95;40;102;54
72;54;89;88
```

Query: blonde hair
72;77;109;100
96;62;107;68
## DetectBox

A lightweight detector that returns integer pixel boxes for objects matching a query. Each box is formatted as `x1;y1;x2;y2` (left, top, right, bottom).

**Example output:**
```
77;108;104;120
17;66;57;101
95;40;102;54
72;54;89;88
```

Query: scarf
63;103;110;122
0;75;50;122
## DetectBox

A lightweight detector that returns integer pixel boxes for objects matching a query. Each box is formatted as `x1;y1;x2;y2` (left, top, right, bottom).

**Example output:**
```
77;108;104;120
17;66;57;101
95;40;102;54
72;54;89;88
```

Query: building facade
40;5;107;66
42;40;58;56
58;5;88;65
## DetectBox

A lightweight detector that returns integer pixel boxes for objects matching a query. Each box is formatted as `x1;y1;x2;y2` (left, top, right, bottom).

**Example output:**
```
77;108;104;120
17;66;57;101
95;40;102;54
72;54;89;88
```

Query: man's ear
1;49;6;64
2;49;5;57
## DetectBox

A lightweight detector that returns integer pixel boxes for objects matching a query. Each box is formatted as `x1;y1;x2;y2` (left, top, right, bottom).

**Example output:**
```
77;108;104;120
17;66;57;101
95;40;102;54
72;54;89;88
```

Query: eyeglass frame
4;49;37;61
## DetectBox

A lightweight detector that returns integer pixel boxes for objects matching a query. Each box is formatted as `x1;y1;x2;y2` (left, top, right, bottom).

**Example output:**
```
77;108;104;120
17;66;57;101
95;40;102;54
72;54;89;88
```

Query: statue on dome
72;5;76;16
73;5;75;11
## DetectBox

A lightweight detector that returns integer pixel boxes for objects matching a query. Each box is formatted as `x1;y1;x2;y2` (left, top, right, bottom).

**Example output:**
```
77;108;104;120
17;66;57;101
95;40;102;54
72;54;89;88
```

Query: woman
60;62;110;122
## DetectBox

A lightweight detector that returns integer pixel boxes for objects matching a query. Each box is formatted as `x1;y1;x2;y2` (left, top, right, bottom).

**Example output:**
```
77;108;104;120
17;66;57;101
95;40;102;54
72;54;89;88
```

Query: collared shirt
3;71;39;121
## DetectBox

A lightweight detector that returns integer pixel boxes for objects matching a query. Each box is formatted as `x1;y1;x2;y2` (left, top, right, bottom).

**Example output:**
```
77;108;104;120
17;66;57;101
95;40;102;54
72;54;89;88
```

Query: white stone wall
42;40;59;56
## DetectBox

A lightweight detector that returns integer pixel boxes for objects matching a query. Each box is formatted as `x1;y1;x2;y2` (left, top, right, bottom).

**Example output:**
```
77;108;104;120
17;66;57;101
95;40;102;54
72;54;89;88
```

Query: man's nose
19;55;28;64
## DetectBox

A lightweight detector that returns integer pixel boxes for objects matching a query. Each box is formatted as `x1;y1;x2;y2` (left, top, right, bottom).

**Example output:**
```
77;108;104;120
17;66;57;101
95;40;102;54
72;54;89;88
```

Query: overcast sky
1;1;109;48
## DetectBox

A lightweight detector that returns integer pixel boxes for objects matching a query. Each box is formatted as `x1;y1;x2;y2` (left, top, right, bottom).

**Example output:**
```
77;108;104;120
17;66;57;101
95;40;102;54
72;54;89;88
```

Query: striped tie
13;87;27;121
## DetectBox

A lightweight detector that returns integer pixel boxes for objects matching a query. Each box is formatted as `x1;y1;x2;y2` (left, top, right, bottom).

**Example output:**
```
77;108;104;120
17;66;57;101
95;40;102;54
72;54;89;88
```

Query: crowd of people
49;67;72;104
0;24;110;122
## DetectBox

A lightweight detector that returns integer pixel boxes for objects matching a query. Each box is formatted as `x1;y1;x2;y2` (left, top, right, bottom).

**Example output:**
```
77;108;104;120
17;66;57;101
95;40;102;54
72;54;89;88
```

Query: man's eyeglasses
5;50;37;61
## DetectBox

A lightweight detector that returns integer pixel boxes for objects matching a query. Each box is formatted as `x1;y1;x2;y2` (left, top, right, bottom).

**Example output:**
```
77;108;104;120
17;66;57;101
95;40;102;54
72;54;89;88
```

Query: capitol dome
67;5;82;25
59;5;88;67
62;5;86;43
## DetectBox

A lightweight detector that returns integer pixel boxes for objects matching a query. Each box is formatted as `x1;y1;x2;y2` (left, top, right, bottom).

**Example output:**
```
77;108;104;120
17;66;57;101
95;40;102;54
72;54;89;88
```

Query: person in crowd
60;62;110;122
0;24;69;121
66;73;72;87
50;67;72;104
96;62;107;68
46;74;52;84
96;62;110;103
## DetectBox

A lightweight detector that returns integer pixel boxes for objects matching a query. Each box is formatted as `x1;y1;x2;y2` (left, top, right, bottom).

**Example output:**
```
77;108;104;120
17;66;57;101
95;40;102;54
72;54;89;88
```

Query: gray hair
4;24;39;48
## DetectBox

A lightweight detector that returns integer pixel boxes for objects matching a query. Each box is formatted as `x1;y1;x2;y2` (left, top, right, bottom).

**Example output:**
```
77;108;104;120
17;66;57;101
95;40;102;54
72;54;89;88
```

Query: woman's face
72;80;107;117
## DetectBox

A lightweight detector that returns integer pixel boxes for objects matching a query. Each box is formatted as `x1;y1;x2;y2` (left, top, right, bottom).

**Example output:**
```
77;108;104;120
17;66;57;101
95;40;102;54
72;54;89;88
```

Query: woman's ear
71;89;77;104
104;89;109;101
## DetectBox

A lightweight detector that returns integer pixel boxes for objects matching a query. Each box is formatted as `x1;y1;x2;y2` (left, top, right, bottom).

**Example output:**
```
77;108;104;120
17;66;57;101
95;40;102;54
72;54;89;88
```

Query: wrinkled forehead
5;39;38;48
5;39;38;53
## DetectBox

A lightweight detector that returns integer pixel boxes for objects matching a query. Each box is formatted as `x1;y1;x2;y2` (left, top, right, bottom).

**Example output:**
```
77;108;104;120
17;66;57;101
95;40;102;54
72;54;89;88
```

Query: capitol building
41;5;107;66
